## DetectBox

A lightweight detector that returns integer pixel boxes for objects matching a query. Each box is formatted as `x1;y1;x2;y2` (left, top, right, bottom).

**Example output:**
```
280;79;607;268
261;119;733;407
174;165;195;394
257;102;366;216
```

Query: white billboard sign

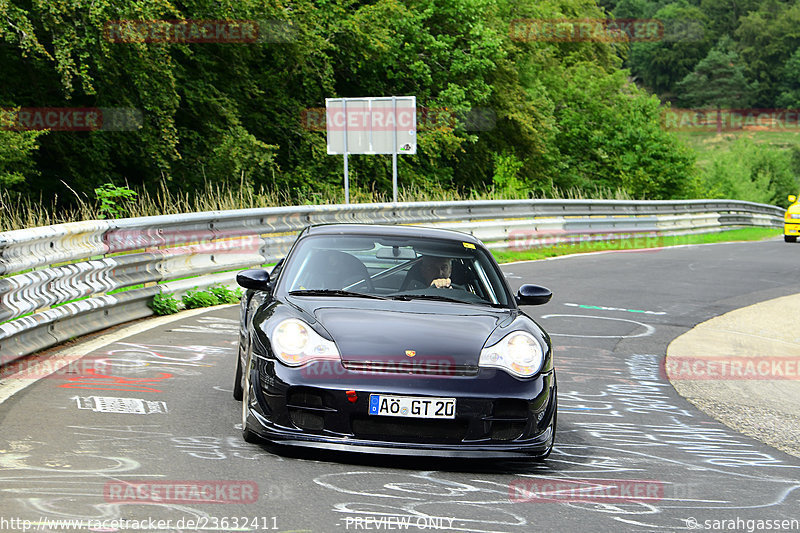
326;96;416;155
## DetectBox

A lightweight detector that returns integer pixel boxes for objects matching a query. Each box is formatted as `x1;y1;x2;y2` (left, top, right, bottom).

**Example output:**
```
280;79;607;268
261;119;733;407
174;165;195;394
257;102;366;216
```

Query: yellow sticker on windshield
462;242;476;249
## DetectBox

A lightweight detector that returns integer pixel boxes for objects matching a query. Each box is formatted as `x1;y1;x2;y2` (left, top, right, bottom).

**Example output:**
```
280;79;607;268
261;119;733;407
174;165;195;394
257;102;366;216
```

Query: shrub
207;284;243;304
95;183;138;219
149;292;180;315
698;138;799;205
181;289;220;309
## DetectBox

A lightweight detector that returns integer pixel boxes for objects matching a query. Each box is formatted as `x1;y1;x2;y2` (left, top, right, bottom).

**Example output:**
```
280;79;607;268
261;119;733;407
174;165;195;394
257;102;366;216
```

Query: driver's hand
430;278;451;289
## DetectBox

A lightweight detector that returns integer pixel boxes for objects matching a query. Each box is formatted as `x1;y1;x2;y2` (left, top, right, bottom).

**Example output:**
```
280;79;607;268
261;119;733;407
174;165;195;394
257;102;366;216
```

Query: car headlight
479;331;544;378
790;214;800;219
270;318;340;366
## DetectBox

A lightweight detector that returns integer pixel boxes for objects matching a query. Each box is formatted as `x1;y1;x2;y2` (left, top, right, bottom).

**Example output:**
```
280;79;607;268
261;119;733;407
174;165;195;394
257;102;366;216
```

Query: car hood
311;303;505;366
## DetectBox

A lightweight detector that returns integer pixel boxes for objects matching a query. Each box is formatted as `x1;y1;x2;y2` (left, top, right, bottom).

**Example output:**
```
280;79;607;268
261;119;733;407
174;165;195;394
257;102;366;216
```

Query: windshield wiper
391;294;470;304
391;294;505;307
289;289;387;300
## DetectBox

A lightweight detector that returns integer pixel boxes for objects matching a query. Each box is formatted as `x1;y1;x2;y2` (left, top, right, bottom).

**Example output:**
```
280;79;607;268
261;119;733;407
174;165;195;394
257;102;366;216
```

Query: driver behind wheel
403;255;452;289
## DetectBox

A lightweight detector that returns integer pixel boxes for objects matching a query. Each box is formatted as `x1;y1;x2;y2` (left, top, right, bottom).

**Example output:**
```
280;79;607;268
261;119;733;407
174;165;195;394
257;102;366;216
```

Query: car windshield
279;234;512;307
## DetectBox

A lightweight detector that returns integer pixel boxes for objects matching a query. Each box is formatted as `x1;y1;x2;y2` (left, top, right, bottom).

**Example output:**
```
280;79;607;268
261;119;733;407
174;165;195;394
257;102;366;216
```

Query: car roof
302;223;483;245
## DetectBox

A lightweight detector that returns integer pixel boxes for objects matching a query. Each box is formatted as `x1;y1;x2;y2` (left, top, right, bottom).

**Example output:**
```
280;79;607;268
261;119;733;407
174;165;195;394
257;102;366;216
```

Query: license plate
368;394;456;419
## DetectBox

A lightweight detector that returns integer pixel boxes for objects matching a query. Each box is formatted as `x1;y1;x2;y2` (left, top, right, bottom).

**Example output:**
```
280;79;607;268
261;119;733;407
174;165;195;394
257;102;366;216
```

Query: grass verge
491;227;782;263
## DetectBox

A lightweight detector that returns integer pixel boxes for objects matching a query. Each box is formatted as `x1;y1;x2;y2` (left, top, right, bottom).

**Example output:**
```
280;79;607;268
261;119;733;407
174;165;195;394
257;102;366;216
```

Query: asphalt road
1;239;799;533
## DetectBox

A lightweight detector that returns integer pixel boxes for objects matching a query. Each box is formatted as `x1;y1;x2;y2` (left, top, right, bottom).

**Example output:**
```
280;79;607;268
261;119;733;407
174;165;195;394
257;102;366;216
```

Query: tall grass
0;180;633;232
0;191;96;231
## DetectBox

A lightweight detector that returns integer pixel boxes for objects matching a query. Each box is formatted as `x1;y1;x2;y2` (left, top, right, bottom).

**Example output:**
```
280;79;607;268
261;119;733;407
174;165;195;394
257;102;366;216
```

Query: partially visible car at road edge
785;194;800;242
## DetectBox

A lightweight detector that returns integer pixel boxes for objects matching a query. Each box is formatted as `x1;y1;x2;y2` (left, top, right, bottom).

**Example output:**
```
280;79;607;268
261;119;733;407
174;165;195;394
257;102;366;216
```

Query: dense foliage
697;139;800;205
0;0;797;213
0;0;697;205
606;0;800;205
610;0;800;110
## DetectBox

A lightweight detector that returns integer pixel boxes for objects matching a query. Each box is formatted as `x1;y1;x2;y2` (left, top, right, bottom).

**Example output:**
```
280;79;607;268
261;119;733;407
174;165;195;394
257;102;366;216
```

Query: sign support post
326;96;416;205
392;96;398;203
343;99;349;204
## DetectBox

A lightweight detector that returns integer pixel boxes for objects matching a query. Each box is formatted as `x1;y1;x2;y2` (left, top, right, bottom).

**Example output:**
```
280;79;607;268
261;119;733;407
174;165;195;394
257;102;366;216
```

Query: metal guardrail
0;199;784;365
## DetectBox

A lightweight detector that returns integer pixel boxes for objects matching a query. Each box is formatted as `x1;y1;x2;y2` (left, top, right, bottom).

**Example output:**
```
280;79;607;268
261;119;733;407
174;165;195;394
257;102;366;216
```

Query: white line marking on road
540;314;656;338
564;302;667;315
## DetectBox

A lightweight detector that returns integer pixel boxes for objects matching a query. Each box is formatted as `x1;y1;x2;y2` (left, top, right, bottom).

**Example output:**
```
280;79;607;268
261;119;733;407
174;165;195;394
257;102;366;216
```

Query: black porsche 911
233;223;556;459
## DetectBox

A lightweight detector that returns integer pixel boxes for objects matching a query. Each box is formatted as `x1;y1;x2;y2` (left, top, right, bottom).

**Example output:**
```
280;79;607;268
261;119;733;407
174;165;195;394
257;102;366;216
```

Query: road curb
666;293;800;458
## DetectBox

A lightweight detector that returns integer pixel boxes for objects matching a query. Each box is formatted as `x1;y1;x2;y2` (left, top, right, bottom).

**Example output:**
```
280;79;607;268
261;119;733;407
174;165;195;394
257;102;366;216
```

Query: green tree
539;62;696;198
699;138;799;205
491;151;525;193
735;2;800;107
0;0;703;209
675;36;755;132
776;48;800;108
611;0;657;19
697;0;760;43
626;3;713;96
491;0;629;194
0;0;184;196
0;129;44;189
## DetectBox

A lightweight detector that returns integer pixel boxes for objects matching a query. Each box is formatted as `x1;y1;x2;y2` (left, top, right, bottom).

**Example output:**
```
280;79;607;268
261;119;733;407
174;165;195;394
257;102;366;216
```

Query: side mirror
516;284;552;306
236;269;271;291
789;195;797;204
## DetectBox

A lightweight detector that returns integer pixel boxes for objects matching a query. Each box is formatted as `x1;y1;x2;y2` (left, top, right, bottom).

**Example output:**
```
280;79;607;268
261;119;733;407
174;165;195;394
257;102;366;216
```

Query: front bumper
244;358;556;458
785;223;800;236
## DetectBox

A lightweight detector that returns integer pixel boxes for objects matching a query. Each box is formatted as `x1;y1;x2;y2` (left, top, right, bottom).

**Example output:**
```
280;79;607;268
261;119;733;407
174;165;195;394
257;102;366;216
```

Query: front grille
342;360;478;376
287;390;324;407
287;389;328;431
289;409;325;430
486;399;530;441
490;420;526;441
493;399;529;418
352;417;468;442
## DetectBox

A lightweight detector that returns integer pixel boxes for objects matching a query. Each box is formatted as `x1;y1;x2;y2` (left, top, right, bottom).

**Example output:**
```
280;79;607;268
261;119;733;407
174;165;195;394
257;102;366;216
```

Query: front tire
241;355;262;444
785;235;797;243
232;354;243;400
535;388;556;462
